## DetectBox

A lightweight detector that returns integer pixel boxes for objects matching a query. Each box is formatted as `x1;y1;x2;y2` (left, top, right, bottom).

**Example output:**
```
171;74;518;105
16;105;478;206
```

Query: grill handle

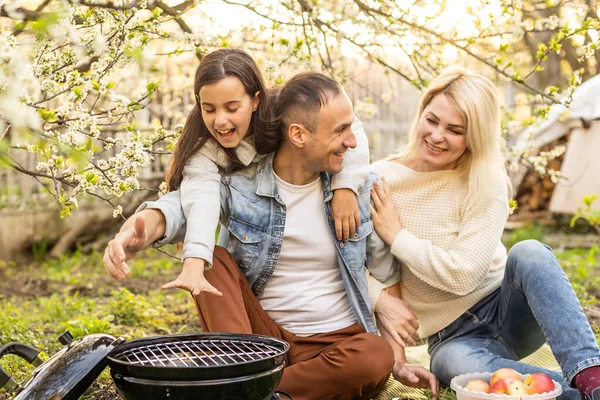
0;367;19;391
0;342;43;366
0;343;44;392
273;391;292;400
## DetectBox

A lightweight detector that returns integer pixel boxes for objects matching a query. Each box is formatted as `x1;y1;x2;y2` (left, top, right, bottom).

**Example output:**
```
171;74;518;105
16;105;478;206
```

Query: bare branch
0;4;45;21
153;0;192;34
152;134;176;145
0;4;42;21
75;56;100;73
3;157;68;211
352;0;557;102
11;0;52;36
222;0;303;26
154;247;179;259
297;0;313;13
297;13;416;85
0;124;10;141
172;0;197;12
34;84;78;106
72;0;140;10
298;4;314;59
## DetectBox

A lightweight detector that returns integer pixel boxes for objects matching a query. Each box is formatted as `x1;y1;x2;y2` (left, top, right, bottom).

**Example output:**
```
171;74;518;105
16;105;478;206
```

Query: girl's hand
162;258;223;297
370;178;403;246
331;188;361;241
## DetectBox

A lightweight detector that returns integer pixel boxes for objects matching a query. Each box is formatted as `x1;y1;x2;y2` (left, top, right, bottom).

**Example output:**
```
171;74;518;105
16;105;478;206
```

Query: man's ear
252;91;260;111
288;123;307;148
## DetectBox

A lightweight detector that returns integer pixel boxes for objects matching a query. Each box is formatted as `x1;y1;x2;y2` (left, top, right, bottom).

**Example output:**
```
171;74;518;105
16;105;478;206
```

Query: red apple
491;378;517;394
523;373;555;395
466;379;491;393
490;368;522;386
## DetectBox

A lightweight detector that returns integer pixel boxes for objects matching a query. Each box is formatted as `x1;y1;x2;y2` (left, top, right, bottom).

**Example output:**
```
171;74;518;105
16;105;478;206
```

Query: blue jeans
427;240;600;400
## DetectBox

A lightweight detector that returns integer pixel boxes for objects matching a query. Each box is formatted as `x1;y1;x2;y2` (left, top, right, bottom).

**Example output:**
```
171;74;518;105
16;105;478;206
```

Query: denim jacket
139;153;400;334
180;118;371;266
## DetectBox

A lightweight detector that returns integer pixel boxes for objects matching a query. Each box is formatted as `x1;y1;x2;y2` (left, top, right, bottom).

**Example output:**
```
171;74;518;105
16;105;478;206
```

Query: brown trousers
192;246;394;400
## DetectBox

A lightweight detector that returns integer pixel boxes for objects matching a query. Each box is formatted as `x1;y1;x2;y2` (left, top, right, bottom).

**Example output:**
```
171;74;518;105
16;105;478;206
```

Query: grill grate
113;338;283;367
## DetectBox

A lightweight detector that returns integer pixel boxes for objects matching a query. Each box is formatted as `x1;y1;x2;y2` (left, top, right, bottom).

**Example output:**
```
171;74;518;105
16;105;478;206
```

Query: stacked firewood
510;136;569;220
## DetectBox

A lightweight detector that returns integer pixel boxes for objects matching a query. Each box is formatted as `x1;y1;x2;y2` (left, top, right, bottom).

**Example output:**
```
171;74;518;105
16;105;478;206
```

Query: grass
0;234;599;399
0;245;197;399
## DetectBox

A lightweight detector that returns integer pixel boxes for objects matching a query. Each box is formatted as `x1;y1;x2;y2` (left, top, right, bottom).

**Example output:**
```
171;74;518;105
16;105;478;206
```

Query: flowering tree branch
1;0;598;224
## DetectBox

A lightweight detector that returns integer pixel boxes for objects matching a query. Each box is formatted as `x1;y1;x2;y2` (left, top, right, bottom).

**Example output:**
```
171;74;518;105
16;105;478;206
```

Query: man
104;72;437;400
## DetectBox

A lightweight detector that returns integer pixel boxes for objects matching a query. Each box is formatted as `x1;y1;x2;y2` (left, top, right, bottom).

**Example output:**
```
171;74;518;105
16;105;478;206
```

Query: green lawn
0;240;599;399
0;245;198;399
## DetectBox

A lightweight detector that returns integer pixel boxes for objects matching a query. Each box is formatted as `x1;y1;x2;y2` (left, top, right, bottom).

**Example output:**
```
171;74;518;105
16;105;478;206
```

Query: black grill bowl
107;332;289;381
111;363;284;400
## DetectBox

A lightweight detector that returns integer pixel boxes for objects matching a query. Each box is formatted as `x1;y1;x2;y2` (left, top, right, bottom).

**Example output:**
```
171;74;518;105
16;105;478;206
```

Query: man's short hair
277;72;342;133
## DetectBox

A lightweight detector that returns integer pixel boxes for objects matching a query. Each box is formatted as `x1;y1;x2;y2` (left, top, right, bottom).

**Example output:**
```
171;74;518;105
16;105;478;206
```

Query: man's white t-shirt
258;173;357;336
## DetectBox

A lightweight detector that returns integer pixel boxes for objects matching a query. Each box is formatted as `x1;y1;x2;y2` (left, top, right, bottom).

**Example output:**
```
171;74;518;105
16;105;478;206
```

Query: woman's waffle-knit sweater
371;159;510;338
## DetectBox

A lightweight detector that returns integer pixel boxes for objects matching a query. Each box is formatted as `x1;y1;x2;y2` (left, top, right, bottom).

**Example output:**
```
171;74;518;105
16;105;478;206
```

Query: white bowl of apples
450;368;562;400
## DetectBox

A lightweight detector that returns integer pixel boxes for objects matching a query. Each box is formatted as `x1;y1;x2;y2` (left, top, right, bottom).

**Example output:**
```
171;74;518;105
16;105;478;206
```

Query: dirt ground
1;245;600;327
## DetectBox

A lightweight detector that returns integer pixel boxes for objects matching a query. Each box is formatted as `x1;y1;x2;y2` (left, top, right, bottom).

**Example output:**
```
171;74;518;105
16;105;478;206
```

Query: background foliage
0;0;598;217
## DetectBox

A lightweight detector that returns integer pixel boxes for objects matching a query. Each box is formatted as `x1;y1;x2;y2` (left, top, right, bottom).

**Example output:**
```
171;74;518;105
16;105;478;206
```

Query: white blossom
158;181;167;197
354;99;379;120
113;205;123;219
68;197;79;209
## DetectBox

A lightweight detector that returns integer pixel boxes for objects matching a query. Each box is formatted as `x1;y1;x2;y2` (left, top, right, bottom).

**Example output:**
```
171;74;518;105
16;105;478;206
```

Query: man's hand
378;322;439;399
104;215;148;280
331;188;361;241
375;289;419;348
370;178;403;246
162;258;223;296
393;363;439;398
103;209;165;281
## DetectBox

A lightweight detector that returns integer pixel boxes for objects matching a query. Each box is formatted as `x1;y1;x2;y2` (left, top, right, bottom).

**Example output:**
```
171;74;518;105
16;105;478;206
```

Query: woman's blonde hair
401;66;511;199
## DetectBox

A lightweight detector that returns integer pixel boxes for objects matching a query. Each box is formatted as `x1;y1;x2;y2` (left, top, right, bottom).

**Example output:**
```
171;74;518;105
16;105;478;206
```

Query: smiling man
103;72;437;400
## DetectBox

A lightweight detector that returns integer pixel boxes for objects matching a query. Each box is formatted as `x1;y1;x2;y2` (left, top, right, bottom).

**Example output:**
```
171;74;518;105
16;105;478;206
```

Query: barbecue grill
1;332;290;400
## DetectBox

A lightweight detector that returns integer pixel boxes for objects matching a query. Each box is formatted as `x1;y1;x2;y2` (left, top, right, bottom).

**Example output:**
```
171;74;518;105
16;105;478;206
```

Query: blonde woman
370;66;600;400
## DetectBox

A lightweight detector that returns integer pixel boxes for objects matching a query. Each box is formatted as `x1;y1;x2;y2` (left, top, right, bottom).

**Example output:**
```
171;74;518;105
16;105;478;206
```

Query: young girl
162;49;370;297
369;66;600;399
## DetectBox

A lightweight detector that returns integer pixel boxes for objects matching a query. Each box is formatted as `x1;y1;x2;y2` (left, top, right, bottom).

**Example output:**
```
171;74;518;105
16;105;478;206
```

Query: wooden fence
346;62;420;161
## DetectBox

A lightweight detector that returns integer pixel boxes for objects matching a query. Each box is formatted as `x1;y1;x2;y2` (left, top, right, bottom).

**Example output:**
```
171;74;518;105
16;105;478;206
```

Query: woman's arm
371;179;509;295
370;276;420;348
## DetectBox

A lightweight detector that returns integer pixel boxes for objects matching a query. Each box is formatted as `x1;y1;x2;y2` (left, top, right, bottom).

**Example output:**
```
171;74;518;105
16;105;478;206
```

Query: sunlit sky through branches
199;0;501;59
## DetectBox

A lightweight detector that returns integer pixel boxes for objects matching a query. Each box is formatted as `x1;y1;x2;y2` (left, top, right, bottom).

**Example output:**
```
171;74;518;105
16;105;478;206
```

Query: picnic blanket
374;344;560;400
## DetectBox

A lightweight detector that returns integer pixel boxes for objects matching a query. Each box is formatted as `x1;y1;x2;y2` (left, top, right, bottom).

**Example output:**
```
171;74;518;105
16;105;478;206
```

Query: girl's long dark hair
166;49;281;191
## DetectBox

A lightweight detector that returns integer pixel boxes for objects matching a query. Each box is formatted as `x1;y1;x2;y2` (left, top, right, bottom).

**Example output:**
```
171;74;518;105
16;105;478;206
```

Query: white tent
512;74;600;215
